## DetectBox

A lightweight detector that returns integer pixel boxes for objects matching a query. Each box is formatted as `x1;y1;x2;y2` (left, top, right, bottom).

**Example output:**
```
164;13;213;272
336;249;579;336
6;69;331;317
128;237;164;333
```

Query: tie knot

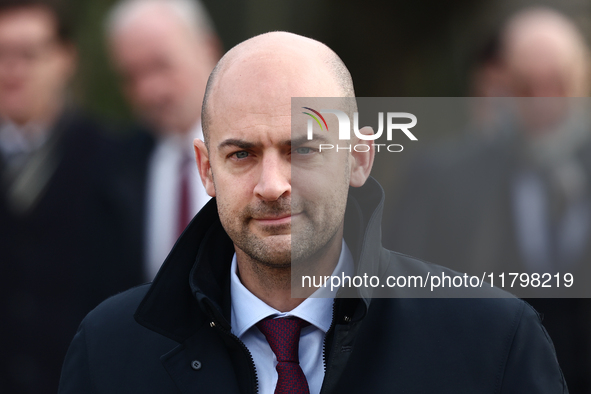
256;317;309;363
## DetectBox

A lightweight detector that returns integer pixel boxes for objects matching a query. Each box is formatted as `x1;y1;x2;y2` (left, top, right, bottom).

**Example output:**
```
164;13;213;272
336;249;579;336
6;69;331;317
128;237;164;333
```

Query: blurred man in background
0;0;140;393
385;7;591;392
105;0;221;280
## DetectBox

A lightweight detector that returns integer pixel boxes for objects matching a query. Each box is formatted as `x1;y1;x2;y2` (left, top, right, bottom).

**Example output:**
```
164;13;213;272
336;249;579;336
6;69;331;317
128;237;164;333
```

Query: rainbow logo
302;107;328;131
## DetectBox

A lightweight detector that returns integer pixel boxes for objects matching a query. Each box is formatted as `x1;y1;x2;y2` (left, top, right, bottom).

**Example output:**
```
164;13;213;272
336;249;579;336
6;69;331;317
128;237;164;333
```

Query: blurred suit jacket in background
0;107;143;394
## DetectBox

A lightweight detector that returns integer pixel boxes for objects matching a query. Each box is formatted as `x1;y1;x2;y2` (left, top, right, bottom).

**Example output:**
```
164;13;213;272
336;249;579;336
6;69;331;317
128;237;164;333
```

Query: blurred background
72;0;591;117
2;0;591;393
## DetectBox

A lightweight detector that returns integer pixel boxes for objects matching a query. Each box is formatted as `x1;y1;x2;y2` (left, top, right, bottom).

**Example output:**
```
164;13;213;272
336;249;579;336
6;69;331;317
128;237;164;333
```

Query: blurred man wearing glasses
0;1;140;393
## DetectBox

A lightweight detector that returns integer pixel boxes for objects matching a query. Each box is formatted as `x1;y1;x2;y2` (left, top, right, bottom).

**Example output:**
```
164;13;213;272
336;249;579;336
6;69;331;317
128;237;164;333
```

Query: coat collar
135;176;387;343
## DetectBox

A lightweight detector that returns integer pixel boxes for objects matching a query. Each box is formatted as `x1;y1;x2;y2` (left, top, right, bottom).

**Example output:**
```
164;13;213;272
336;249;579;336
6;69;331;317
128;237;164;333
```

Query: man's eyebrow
290;134;331;146
218;139;263;150
217;136;331;150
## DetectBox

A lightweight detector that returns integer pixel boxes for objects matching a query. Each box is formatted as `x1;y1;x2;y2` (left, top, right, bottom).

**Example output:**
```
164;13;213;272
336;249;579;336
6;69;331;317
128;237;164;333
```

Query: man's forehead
111;5;195;53
223;60;332;96
0;7;55;36
208;108;292;144
208;58;337;119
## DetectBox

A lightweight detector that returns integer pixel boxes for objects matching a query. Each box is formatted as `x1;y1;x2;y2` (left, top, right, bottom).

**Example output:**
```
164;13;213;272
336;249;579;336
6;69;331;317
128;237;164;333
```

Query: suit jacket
59;177;567;393
0;110;144;394
383;134;591;392
104;128;156;281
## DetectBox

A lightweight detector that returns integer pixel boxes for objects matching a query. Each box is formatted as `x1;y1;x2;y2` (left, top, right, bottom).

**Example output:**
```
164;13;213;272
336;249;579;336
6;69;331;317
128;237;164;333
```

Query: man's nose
253;153;291;201
135;73;167;105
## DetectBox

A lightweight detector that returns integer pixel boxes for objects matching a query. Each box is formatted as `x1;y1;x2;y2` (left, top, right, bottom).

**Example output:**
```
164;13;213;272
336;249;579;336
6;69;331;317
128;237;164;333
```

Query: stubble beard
219;195;347;276
219;197;293;269
219;195;344;269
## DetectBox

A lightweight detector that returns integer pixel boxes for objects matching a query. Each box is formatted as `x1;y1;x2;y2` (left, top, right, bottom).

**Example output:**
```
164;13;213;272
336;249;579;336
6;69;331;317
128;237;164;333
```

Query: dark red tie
256;317;310;394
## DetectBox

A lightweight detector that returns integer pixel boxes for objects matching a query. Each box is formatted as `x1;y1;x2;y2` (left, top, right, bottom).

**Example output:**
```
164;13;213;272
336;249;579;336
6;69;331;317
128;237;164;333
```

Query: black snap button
191;360;202;370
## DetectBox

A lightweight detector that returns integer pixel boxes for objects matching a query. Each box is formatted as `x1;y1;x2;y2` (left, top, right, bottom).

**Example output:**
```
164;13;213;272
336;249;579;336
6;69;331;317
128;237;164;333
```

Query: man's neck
9;96;65;133
235;229;344;312
0;104;65;157
235;256;301;312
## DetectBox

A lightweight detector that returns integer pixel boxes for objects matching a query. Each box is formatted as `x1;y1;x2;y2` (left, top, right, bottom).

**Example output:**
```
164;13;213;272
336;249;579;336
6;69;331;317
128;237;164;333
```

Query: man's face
0;7;73;125
110;11;216;135
505;28;580;135
197;57;353;269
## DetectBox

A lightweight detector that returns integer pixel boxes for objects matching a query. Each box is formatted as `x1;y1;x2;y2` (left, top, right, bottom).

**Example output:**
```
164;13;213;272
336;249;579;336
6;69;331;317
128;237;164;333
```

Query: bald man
59;32;566;394
502;8;590;98
386;7;591;393
105;0;220;280
501;9;591;393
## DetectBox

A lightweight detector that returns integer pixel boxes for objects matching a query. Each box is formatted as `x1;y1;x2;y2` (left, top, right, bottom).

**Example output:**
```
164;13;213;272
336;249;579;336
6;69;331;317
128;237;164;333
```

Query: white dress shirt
230;240;354;394
145;123;211;280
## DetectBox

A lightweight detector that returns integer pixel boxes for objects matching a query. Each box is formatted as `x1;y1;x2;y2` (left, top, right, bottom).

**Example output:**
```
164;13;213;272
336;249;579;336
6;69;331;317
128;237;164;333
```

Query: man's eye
234;151;249;159
295;147;313;154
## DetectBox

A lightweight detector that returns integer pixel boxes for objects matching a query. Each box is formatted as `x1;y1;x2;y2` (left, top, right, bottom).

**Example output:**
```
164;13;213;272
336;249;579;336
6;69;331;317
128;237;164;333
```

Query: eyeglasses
0;37;59;66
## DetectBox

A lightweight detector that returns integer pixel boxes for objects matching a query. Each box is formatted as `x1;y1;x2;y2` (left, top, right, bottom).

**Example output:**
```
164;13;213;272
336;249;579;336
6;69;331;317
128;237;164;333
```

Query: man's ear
349;126;375;187
194;138;216;197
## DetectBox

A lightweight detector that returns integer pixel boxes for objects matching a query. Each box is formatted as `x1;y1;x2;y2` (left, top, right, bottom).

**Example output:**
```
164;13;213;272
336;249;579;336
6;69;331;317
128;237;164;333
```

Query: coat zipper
210;320;259;394
322;301;337;373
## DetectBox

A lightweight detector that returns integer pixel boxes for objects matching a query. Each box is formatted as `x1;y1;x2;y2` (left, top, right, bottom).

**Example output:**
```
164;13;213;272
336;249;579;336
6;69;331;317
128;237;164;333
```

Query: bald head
202;32;355;145
501;7;591;97
106;0;219;135
106;0;214;40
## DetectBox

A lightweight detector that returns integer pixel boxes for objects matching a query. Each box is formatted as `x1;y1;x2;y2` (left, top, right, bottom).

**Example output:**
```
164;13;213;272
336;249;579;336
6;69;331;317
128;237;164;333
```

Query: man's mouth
252;213;294;226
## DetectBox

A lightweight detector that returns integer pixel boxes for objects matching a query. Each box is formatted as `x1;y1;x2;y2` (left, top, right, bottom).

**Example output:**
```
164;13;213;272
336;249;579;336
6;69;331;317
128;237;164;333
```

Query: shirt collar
0;121;48;159
230;239;354;338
